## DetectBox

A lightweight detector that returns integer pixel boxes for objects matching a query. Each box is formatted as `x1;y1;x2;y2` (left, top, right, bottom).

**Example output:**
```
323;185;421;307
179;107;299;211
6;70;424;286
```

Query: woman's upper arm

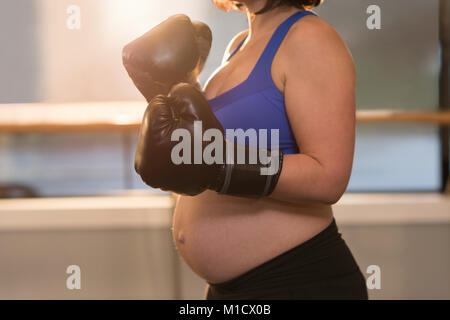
282;17;356;188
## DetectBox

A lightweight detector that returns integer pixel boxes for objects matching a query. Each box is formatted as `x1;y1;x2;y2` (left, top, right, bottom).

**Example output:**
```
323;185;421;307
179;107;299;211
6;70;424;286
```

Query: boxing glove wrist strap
212;148;284;198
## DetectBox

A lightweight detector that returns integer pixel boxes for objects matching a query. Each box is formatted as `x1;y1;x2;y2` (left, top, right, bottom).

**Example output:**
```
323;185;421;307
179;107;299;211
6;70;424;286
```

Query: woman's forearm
269;154;349;206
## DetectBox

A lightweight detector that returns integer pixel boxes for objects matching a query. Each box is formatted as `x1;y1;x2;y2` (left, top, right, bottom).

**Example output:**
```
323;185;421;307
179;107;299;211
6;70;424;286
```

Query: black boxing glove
186;21;213;85
134;83;283;198
122;14;212;103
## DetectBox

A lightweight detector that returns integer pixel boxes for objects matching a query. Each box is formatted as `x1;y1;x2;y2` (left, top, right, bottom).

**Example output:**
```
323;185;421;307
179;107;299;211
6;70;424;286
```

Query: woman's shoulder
227;29;249;52
284;13;349;56
222;29;249;61
280;13;355;73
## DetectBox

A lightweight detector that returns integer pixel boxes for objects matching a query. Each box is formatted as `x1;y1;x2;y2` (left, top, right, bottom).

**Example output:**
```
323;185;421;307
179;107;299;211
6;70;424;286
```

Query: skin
172;0;356;284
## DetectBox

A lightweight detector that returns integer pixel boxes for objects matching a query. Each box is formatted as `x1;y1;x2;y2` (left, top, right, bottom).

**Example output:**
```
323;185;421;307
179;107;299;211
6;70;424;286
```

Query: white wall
0;194;449;299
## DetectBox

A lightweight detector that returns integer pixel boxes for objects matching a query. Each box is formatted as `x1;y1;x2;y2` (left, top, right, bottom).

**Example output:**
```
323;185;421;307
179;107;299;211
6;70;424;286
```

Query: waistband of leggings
207;218;341;290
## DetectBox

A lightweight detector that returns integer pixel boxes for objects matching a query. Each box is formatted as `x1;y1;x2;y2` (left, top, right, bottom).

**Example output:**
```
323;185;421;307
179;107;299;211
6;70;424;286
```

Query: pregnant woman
124;0;368;299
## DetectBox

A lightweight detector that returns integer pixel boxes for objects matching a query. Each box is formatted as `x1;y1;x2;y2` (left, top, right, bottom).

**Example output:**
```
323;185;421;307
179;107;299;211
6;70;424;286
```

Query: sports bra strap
227;10;316;82
227;38;246;61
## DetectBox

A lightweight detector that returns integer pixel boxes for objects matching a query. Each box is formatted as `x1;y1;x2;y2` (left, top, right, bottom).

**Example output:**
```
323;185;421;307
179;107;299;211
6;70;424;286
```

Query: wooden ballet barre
357;110;450;124
0;102;449;133
0;101;146;133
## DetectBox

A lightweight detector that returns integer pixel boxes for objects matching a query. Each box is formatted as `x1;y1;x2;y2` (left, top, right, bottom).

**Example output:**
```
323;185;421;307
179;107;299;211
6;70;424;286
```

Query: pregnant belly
172;190;333;283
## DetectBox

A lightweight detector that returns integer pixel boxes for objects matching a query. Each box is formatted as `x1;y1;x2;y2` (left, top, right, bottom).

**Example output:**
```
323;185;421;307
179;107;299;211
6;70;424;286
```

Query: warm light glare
106;0;164;36
106;0;207;37
110;0;157;21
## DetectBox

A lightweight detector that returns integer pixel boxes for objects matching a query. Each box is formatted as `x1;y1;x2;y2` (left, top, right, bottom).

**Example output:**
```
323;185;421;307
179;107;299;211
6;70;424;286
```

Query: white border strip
0;195;174;231
0;194;448;231
334;193;450;225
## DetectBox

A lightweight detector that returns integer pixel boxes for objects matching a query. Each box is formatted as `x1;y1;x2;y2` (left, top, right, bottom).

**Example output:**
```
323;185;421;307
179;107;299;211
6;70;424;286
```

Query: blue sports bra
208;10;316;155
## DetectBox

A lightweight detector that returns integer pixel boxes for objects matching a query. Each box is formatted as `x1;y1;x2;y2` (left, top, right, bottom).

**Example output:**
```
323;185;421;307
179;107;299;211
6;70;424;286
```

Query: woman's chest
204;39;286;101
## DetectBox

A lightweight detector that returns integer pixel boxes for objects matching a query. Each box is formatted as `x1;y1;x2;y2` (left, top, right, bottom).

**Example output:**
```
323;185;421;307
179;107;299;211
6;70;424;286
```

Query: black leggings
206;219;368;300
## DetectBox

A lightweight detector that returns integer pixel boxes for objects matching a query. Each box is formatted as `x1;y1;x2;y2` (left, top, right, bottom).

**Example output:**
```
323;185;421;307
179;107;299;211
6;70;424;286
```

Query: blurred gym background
0;0;448;299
